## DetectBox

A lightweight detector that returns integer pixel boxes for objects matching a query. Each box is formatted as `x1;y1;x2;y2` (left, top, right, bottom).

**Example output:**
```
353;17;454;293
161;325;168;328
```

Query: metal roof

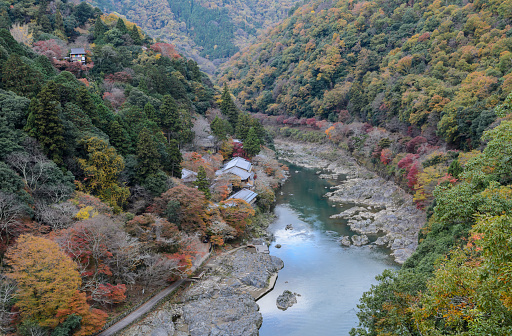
70;48;86;55
224;157;252;172
228;189;258;204
223;167;253;180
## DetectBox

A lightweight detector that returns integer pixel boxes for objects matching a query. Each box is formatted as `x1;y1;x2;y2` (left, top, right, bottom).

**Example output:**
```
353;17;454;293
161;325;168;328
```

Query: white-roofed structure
228;188;258;206
69;48;86;63
215;157;254;188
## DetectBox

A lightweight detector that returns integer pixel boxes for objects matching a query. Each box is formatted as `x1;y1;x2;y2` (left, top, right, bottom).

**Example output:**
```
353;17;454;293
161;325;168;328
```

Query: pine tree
220;84;239;129
54;9;64;34
136;127;161;181
159;95;181;141
448;159;463;179
194;166;211;199
24;81;66;165
108;120;130;155
1;55;42;98
144;102;158;124
244;127;261;157
93;17;106;41
211;115;230;140
130;25;142;45
0;9;11;30
116;18;129;35
76;86;98;125
164;139;182;178
0;116;23;159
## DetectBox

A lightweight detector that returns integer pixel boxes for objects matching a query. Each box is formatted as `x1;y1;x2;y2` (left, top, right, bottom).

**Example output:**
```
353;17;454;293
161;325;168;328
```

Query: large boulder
276;290;298;311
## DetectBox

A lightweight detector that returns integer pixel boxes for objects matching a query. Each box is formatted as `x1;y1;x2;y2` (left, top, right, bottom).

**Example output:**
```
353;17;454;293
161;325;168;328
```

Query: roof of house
181;168;198;179
70;48;86;55
220;167;253;180
224;157;252;172
228;189;258;204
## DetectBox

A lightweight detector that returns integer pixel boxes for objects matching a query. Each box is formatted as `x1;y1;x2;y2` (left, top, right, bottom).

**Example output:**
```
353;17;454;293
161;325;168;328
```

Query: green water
258;164;398;335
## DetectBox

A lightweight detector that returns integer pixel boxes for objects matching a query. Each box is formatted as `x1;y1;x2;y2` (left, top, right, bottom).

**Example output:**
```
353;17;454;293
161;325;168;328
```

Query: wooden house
69;48;86;64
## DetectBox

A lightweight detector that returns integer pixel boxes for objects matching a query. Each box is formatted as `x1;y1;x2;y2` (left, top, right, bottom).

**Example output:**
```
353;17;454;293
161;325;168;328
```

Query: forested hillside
217;0;512;334
84;0;301;72
221;0;512;149
0;1;280;335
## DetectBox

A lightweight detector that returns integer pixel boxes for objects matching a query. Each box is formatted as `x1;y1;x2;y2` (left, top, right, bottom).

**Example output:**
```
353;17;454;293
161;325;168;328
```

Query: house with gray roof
69;48;86;64
215;157;255;188
228;188;258;206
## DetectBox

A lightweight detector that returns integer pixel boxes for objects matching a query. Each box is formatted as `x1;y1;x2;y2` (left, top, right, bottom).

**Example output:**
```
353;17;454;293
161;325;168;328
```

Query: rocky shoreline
121;249;283;336
275;139;425;264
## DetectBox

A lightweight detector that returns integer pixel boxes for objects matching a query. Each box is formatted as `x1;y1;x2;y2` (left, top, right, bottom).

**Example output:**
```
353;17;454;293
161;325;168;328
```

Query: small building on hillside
216;157;254;188
228;188;258;206
181;168;198;183
69;48;86;64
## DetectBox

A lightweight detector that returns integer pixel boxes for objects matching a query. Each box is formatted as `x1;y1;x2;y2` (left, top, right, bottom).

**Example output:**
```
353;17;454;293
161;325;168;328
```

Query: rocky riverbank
121;249;283;336
275;139;425;264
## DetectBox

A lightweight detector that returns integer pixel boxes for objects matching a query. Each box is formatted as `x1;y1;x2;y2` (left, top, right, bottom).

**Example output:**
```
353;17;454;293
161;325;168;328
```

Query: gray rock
123;310;175;336
285;224;293;230
276;290;298;310
275;244;282;248
340;236;351;247
351;235;370;246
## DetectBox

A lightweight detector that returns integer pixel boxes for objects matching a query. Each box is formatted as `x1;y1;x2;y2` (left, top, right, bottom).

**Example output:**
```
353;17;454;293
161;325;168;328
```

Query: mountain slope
84;0;301;73
220;0;512;148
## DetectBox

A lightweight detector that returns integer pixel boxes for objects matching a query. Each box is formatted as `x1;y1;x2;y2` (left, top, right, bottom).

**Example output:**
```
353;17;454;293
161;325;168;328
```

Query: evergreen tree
130;25;142;45
93;17;107;41
24;81;66;165
235;113;252;140
54;9;64;34
136;127;161;181
76;86;98;125
220;84;239;129
448;159;463;179
0;116;23;159
158;95;181;141
108;120;130;155
165;139;182;178
116;18;129;35
0;9;11;30
144;102;158;124
244;127;261;157
194;166;210;199
1;55;42;98
211;115;230;140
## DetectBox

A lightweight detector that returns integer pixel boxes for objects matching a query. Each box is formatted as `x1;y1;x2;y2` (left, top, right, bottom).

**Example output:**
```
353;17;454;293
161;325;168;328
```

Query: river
258;164;398;335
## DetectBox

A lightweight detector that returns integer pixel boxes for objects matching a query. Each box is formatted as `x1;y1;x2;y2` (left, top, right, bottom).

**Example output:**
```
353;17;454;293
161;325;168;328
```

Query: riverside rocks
351;235;370;246
121;249;283;336
276;290;298;310
275;139;425;264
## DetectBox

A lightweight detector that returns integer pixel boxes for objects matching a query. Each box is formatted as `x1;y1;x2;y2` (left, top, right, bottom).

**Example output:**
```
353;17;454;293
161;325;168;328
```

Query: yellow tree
77;137;129;209
6;234;106;334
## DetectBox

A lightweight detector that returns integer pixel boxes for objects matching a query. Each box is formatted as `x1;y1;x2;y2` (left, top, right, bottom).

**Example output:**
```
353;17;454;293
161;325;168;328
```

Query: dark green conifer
116;18;129;35
1;55;42;98
244;127;261;157
136;127;161;181
109;120;130;155
163;139;182;178
93;17;107;41
159;95;181;141
76;86;98;125
220;84;239;128
211;115;230;140
194;166;211;199
448;159;463;179
54;9;64;34
130;25;142;45
24;81;66;165
144;103;158;123
0;116;23;159
0;10;11;30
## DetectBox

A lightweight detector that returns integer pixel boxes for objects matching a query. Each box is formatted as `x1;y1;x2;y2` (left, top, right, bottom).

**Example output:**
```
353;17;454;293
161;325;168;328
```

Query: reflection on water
258;165;397;336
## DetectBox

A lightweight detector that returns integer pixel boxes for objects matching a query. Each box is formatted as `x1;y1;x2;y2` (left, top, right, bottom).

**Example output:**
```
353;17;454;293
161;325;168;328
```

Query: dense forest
83;0;301;72
0;0;281;335
218;0;512;334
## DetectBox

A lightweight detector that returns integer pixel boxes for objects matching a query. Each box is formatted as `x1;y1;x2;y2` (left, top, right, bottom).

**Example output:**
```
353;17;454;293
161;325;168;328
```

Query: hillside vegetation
84;0;301;72
221;0;512;149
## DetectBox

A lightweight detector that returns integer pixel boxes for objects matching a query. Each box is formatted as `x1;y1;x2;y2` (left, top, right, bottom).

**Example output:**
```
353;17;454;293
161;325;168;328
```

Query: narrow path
97;279;186;336
98;242;212;336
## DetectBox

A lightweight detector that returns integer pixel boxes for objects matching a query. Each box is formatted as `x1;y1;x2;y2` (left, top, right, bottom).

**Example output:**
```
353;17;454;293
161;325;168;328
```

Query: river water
258;164;398;335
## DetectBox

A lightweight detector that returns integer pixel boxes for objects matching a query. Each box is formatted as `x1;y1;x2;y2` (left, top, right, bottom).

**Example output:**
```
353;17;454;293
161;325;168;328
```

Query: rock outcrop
276;290;298;310
276;139;425;264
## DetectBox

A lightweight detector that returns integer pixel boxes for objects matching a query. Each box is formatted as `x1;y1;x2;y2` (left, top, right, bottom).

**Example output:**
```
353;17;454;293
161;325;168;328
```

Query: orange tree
6;234;106;334
219;199;255;237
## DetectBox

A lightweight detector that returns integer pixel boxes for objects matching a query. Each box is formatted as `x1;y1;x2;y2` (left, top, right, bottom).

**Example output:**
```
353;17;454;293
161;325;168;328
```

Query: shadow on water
258;164;398;336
